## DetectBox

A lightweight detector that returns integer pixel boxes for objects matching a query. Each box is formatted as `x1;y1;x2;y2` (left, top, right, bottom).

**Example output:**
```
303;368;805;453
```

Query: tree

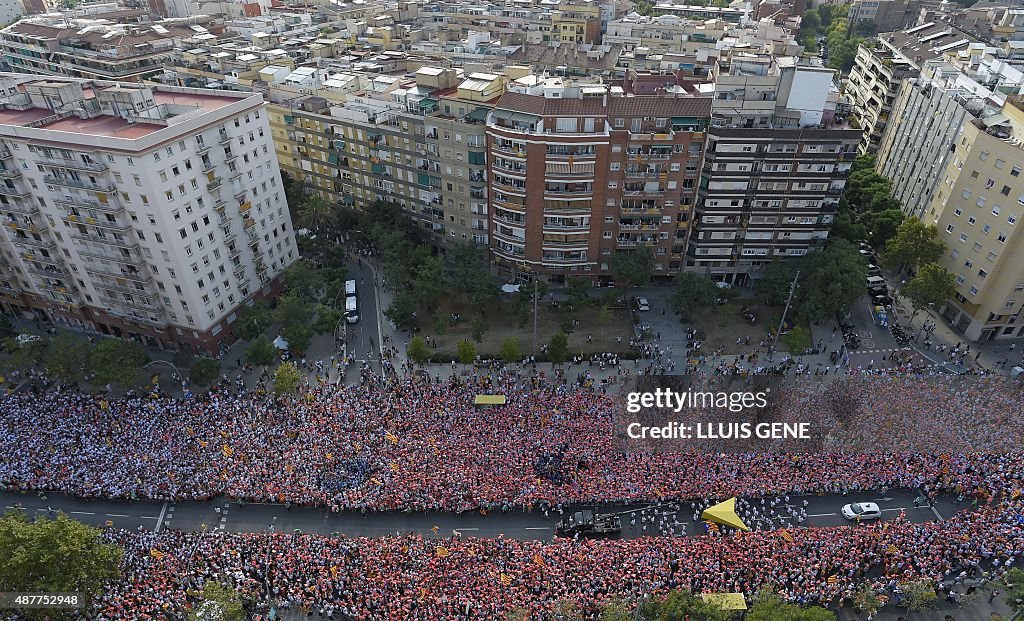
235;302;272;340
793;240;867;321
246;336;278;367
457;339;476;365
781;325;811;353
274;294;311;328
902;262;956;322
1003;568;1024;616
0;511;122;618
500;337;521;363
407;335;430;365
639;590;730;621
41;332;90;384
412;255;447;311
385;291;417;331
281;323;313;354
756;260;799;306
281;260;325;304
671;272;718;321
597;598;631;621
471;316;487;344
610;249;655;288
447;245;497;306
883;219;946;271
295;194;338;233
548;332;569;365
190;358;220;387
188;581;245;621
89;339;147;387
312;306;344;335
860;208;905;248
0;336;46;375
746;592;835;621
899;579;937;619
0;315;12;339
851;584;882;619
565;276;591;309
272;361;302;395
553;599;582;621
597;304;613;341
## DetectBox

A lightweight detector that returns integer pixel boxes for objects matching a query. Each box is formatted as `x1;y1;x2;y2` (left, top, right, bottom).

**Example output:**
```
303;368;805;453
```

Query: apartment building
925;97;1024;342
485;80;711;284
0;16;217;82
0;76;295;354
875;60;1002;220
847;0;913;33
550;0;602;44
690;55;860;285
847;41;917;154
269;67;497;248
604;13;726;53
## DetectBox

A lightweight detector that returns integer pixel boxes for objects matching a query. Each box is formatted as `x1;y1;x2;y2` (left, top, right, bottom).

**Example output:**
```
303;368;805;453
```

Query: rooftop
880;21;980;68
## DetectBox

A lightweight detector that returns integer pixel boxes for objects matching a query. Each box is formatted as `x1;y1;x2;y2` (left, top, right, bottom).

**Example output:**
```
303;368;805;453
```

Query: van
345;295;359;324
345;279;357;297
866;276;885;287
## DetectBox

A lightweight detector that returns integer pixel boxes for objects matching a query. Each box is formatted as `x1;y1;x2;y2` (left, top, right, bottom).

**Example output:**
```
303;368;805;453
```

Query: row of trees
797;4;870;71
1;333;148;388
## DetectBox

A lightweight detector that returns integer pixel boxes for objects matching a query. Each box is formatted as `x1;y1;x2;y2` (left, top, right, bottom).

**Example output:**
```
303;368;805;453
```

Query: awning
272;336;289;350
492;109;540;124
466;107;490;122
982;112;1010;127
474;394;507;406
700;593;747;611
701;497;750;531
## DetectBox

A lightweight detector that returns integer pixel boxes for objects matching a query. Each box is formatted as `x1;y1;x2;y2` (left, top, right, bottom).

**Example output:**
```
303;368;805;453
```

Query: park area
686;300;812;355
420;297;636;361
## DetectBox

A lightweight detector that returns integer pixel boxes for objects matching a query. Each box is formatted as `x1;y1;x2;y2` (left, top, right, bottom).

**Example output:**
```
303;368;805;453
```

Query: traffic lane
343;262;379;373
846;348;929;371
0;491;164;531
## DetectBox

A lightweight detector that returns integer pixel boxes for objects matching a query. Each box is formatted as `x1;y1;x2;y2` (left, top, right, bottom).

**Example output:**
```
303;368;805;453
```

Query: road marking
807;512;837;517
524;527;551;530
872;497;895;502
69;511;95;516
155;502;169;533
456;527;479;531
106;513;129;518
140;516;161;520
930;505;945;521
880;508;906;513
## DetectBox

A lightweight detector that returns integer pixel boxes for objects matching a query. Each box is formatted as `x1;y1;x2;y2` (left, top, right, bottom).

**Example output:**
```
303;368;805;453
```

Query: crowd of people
1;373;1022;511
89;499;1023;621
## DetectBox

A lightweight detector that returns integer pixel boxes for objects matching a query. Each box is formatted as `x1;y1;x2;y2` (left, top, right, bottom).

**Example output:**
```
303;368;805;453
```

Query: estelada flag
222;445;233;458
827;575;838;585
150;549;165;559
886;545;898;554
500;573;512;586
435;545;449;558
330;566;339;579
779;529;794;543
532;554;545;567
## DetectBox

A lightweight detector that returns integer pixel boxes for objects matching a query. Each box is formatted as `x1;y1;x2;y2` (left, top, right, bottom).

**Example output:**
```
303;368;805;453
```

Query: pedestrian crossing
851;347;913;355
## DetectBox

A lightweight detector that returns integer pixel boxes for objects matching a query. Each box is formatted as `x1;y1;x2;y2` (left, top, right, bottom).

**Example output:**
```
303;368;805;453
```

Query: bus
345;295;359;324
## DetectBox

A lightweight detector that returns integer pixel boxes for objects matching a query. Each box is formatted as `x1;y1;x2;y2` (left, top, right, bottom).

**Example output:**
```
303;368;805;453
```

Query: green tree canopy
883;219;946;270
234;302;272;340
0;511;123;619
671;272;718;321
272;361;302;395
246;336;278;367
89;339;148;387
295;194;339;233
1003;568;1024;616
456;339;476;365
188;581;245;621
639;590;730;621
42;332;91;384
407;335;430;365
746;592;836;621
548;331;569;364
500;337;521;363
902;262;956;321
280;323;313;354
189;358;220;387
385;291;417;331
610;249;655;288
756;259;800;306
793;240;867;321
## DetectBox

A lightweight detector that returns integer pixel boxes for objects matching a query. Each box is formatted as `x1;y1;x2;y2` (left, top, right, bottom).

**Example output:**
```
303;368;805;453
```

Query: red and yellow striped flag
435;545;449;558
779;529;794;543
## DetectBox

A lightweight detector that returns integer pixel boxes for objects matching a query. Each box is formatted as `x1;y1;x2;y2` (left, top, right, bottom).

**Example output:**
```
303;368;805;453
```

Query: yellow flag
198;439;208;448
330;566;339;579
532;554;545;567
886;545;898;554
370;477;382;485
431;525;439;534
389;462;399;472
780;530;794;543
827;575;838;585
222;445;233;458
385;431;398;444
150;549;165;559
435;545;449;558
500;573;512;586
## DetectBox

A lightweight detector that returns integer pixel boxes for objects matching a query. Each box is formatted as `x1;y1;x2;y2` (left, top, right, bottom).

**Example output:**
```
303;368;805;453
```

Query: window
979;150;990;161
1009;215;1018;225
959;233;968;242
968;217;976;225
969;286;979;295
1002;185;1011;196
179;228;187;239
956;274;966;285
946;224;955;233
1012;166;1021;177
992;206;1001;216
954;209;962;216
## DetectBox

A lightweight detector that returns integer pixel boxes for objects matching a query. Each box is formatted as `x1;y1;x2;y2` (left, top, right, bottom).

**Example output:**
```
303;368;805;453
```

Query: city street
0;489;957;540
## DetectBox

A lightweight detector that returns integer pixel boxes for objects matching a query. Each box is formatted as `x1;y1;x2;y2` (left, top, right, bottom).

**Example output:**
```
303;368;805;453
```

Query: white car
715;281;732;289
841;502;882;521
635;297;650;312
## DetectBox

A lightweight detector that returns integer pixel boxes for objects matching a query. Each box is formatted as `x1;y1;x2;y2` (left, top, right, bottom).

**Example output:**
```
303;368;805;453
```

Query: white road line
139;516;161;520
106;513;130;518
155;502;169;533
524;526;551;530
456;527;479;531
69;511;95;516
806;512;838;517
880;508;906;513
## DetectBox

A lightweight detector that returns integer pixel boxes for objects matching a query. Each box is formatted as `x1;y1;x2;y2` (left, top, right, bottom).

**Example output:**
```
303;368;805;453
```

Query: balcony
202;160;216;174
196;143;211;156
101;295;162;313
58;199;123;215
37;158;108;173
492;145;527;159
0;184;30;197
218;131;231;145
243;217;256;230
0;148;12;159
25;264;70;279
1;200;37;215
70;231;137;248
43;176;115;193
0;285;21;297
95;280;150;296
233;264;246;278
10;234;56;250
207;177;223;192
84;264;151;282
0;167;22;179
233;187;247;199
228;245;241;259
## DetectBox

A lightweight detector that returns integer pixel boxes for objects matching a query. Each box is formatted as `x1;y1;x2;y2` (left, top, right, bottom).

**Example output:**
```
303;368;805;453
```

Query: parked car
841;502;882;521
867;264;882;276
867;286;888;297
635;297;651;312
872;295;893;307
715;281;732;289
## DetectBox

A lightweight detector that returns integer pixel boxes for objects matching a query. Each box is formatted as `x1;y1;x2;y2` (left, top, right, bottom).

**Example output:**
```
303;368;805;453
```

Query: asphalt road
341;261;382;376
0;489;957;540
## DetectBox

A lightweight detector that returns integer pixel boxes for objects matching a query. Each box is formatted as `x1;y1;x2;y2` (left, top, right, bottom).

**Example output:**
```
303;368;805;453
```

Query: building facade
0;77;295;354
847;41;916;154
485;85;711;284
925;97;1024;342
688;56;860;285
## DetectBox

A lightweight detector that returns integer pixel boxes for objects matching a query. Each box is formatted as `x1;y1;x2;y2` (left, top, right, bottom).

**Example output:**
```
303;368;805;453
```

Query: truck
555;510;622;538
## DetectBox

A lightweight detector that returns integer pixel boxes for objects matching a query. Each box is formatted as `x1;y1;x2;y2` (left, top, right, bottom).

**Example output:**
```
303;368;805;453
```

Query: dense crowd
1;373;1022;511
91;500;1024;621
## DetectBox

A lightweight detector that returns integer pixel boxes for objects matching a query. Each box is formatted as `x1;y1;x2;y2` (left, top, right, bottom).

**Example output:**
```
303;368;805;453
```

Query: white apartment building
0;76;296;355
